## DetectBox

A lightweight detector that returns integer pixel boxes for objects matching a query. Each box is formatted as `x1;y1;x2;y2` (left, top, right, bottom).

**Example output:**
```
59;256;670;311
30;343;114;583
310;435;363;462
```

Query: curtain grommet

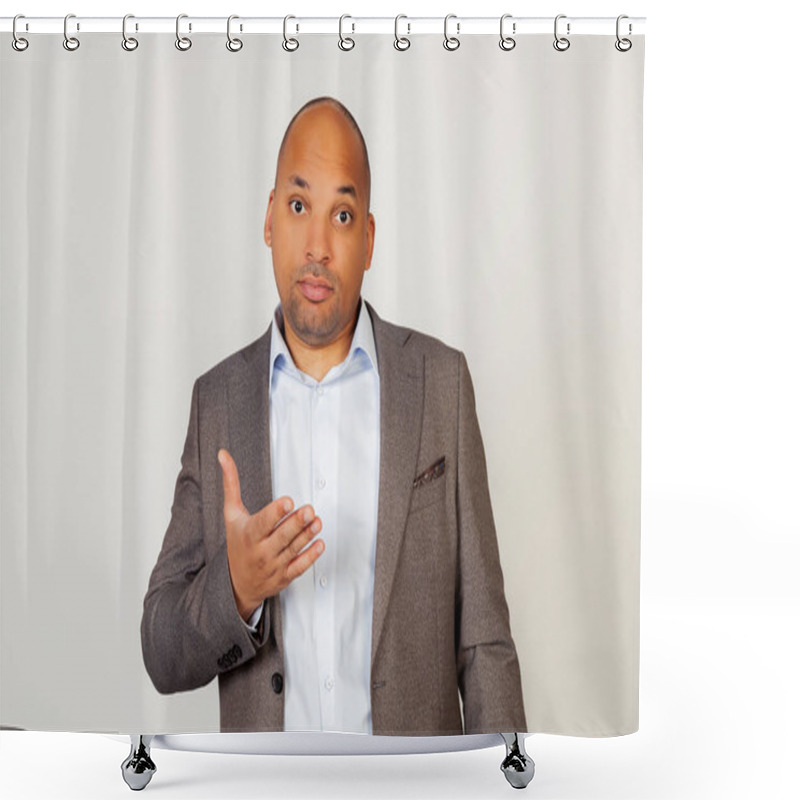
338;14;355;51
443;14;460;51
394;15;410;51
12;14;29;51
553;14;570;52
282;15;299;52
63;13;80;51
121;14;139;52
226;15;243;52
175;14;192;51
499;14;516;51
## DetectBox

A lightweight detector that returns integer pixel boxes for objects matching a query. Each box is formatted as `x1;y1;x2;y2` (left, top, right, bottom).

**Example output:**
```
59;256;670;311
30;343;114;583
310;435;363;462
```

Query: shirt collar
270;296;379;384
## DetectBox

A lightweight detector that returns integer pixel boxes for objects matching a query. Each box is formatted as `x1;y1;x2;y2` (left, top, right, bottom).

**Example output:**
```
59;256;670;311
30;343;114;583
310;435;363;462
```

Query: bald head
275;97;371;211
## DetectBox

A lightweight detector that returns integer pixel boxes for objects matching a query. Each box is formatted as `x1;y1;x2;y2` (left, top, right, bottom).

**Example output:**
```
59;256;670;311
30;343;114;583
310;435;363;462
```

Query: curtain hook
63;13;80;51
339;14;355;51
499;14;516;51
283;15;299;51
226;15;243;52
12;14;29;51
553;14;570;52
615;14;632;51
122;14;139;52
443;14;460;51
175;14;192;51
394;14;410;51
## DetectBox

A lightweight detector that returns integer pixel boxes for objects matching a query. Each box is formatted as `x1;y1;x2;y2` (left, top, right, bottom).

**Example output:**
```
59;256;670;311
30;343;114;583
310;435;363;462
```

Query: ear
264;189;275;247
364;212;376;272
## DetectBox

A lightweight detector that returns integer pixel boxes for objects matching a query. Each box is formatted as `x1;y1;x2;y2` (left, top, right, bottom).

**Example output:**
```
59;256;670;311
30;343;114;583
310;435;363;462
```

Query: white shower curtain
1;27;644;736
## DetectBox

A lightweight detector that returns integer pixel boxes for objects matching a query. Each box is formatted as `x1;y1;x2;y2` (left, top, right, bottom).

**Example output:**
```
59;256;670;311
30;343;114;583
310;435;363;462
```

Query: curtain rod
1;16;646;36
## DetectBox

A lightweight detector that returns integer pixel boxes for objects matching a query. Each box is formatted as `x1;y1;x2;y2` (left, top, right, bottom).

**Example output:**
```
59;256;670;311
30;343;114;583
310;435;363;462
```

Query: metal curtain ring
443;14;460;51
12;14;29;51
339;14;355;51
122;14;138;51
394;14;410;50
283;15;299;51
499;13;516;51
227;15;243;52
553;14;570;51
615;14;632;51
63;13;80;51
175;14;192;50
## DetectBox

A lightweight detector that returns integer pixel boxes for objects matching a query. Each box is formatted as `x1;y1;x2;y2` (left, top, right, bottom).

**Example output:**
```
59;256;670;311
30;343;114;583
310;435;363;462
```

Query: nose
305;213;331;265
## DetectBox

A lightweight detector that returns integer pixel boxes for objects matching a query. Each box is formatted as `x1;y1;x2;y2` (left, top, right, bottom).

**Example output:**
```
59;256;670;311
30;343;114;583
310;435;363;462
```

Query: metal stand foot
121;735;156;791
500;733;535;789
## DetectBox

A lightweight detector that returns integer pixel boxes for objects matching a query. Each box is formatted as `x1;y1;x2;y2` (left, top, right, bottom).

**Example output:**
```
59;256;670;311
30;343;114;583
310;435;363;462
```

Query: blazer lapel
227;324;284;657
228;326;273;513
365;301;424;667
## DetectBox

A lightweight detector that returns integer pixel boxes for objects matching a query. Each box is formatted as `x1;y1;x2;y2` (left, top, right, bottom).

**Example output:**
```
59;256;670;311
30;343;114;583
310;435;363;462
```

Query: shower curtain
1;23;644;737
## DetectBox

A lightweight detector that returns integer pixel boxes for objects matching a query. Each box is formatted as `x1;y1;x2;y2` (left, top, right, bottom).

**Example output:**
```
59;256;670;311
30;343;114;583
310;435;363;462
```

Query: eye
290;199;305;215
336;209;353;225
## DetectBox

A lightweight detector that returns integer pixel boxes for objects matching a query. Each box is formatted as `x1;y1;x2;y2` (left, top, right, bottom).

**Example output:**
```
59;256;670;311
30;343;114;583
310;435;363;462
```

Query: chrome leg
499;732;535;789
121;734;156;791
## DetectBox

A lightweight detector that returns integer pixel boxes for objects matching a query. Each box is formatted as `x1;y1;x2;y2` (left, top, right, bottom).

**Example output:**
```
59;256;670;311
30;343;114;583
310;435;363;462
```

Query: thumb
218;448;248;525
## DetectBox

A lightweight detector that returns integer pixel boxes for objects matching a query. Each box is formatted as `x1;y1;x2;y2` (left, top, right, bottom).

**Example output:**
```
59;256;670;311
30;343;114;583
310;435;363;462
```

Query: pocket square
412;456;446;490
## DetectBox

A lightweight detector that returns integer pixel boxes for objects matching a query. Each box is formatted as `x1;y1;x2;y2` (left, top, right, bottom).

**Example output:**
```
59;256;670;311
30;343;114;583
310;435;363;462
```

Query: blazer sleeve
140;378;268;695
455;352;528;733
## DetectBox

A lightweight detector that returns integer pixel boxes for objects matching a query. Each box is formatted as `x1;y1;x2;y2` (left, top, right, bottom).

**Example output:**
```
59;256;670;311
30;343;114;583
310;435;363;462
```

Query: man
141;96;526;736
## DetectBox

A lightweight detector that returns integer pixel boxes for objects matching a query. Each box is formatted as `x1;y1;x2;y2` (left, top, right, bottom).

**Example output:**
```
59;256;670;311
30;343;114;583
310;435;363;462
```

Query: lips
298;279;333;302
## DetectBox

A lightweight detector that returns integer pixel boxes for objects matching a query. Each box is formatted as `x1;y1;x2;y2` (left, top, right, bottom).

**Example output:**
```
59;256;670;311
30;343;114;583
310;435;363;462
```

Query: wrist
232;584;259;622
238;599;261;622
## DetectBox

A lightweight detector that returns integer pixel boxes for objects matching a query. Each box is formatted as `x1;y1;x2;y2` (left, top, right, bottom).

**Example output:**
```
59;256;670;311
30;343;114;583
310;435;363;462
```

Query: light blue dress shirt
245;297;381;734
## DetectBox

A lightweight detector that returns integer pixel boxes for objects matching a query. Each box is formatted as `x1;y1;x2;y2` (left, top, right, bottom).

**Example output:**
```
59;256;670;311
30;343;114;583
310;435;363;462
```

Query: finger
285;538;325;583
279;516;323;564
217;448;248;524
252;495;296;540
270;504;317;554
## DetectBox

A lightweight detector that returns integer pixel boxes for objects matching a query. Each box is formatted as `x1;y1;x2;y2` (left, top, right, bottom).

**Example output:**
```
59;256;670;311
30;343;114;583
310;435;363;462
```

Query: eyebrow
288;173;358;199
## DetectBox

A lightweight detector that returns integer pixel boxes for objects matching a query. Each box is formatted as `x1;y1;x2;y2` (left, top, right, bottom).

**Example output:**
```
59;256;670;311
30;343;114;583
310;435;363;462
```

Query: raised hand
218;448;324;621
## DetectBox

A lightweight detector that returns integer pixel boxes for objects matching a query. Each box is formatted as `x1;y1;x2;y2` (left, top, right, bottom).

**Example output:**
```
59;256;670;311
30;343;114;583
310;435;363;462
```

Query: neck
281;306;359;383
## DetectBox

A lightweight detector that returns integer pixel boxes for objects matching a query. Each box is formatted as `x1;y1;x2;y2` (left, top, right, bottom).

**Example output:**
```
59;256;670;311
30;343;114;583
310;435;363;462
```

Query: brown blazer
141;300;526;735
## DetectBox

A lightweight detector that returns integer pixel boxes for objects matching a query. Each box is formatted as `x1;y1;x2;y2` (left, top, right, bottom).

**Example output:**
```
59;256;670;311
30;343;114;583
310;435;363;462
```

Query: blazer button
271;672;283;694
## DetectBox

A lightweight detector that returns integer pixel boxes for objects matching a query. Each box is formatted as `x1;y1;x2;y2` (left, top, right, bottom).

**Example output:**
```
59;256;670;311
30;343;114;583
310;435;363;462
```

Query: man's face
264;105;375;348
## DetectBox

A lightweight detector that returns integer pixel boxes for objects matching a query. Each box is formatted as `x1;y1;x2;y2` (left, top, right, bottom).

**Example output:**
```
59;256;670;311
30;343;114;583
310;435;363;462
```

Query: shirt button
317;477;326;489
324;676;334;691
319;575;327;588
316;385;324;395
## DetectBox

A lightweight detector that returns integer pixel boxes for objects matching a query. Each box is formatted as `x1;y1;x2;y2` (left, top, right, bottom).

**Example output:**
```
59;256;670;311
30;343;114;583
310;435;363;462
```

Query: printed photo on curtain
1;24;644;746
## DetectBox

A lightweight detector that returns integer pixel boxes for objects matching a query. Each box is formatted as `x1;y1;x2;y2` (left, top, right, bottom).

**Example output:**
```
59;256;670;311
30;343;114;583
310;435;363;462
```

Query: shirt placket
312;378;336;730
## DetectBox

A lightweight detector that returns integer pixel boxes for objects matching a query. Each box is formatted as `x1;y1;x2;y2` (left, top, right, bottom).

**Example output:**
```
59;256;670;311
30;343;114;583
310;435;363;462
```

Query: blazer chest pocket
408;456;446;514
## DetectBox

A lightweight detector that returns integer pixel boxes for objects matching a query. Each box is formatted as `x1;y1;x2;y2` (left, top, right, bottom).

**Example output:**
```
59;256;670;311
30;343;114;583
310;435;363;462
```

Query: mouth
297;279;333;303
